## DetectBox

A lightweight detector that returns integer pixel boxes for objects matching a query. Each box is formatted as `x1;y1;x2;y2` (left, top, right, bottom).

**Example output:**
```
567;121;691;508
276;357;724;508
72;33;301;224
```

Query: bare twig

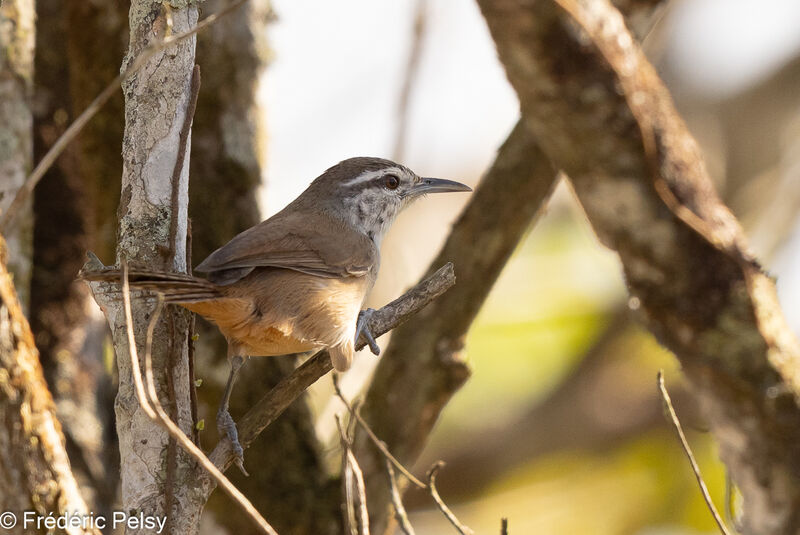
202;262;456;480
333;374;426;489
163;312;179;535
658;371;731;535
186;219;200;445
338;415;359;535
501;518;508;535
337;416;370;535
120;261;278;535
386;460;416;535
392;0;427;161
0;0;249;233
334;376;474;535
167;64;202;264
427;462;474;535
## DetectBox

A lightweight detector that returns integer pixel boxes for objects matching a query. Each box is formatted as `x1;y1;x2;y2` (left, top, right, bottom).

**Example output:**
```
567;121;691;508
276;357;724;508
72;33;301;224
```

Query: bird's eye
384;174;400;190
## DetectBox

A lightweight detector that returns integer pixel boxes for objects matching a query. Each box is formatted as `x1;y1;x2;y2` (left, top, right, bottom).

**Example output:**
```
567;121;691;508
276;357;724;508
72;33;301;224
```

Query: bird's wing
195;210;377;281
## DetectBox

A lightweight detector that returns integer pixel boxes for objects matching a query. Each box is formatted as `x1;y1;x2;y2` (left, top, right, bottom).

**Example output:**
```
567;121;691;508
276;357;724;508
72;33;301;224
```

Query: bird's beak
407;177;472;197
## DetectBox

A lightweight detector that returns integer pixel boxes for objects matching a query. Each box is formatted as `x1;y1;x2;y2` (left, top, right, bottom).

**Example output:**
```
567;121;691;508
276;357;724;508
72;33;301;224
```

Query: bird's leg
217;354;248;475
355;308;380;356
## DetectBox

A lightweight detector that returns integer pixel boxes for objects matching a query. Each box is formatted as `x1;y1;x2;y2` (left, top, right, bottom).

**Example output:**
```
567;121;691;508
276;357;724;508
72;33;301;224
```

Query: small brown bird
85;157;470;469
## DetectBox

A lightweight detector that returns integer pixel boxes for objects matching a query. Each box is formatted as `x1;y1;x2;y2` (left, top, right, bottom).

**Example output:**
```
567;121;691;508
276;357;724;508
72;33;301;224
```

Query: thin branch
501;518;508;535
0;0;249;233
386;460;416;535
334;374;426;489
337;416;370;535
657;371;732;535
427;462;474;535
120;261;278;535
334;376;474;535
338;414;359;535
187;219;200;445
167;64;201;264
202;262;456;481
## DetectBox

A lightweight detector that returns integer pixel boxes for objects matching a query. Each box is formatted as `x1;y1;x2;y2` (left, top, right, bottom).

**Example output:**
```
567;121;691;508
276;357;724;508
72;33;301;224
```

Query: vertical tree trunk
0;0;35;308
88;2;201;533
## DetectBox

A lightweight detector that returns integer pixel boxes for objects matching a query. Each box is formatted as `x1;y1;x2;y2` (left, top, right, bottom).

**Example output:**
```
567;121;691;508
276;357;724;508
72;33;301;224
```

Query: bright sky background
261;0;800;331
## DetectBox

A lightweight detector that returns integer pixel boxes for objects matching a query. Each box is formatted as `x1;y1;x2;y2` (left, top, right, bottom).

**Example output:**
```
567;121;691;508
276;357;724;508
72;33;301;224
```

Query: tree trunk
88;2;201;533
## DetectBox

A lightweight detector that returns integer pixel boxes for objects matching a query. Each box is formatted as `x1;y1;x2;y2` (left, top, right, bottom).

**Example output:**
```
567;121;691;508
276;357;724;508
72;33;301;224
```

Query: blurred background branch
477;0;800;532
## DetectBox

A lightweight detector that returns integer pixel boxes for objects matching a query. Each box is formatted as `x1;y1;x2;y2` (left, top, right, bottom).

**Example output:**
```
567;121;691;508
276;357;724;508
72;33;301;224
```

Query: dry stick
427;462;474;535
337;415;358;535
386;460;416;535
333;374;426;489
0;0;250;233
657;371;732;535
167;64;201;263
500;518;508;535
186;219;200;445
120;262;278;535
163;313;179;535
333;376;474;535
337;416;371;535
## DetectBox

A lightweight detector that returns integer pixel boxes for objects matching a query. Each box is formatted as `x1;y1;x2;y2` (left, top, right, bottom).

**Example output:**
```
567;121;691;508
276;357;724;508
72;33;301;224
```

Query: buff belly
181;268;369;359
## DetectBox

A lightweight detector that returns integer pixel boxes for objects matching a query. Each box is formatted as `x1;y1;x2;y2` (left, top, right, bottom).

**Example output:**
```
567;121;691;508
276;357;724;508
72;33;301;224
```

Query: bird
82;156;471;471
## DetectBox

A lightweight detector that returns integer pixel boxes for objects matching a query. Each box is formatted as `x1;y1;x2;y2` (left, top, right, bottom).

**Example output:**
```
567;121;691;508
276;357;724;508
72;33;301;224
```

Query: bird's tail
80;268;221;304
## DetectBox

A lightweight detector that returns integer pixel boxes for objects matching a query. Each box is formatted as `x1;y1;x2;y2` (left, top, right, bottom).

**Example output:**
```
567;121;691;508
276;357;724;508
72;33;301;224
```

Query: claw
217;354;248;475
356;308;381;356
217;407;248;476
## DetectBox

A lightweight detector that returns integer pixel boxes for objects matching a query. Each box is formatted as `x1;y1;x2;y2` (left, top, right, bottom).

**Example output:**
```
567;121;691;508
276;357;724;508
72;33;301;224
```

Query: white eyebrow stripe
342;167;401;187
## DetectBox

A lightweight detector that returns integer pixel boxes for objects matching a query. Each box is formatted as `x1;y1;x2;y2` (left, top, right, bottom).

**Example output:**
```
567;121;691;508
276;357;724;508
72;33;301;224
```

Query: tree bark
477;0;800;533
0;0;35;308
88;2;201;533
0;236;97;535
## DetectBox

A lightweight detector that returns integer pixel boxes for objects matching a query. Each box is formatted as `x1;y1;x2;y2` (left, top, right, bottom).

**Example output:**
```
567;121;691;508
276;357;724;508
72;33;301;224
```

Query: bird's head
302;157;472;245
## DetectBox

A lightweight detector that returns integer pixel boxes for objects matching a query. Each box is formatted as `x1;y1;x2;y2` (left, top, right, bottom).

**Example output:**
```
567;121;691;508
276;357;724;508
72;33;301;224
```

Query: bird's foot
356;308;380;356
217;407;248;476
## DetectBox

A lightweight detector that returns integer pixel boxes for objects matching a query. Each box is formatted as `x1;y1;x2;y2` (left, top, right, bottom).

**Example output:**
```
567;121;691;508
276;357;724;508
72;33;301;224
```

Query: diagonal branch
195;262;457;497
355;120;558;533
352;3;691;531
